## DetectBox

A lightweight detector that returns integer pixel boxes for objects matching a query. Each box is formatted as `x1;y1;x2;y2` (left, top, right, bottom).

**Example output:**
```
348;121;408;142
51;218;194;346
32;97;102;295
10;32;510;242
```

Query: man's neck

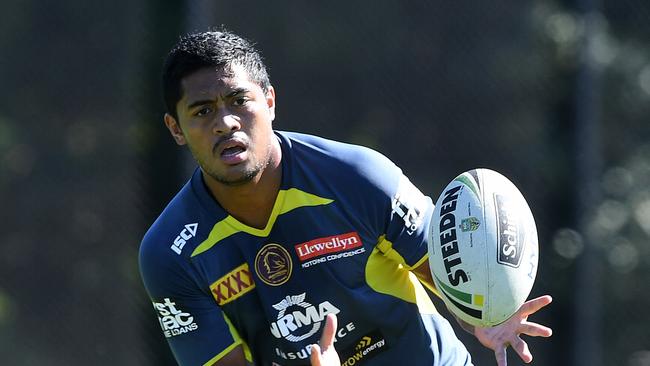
204;147;282;230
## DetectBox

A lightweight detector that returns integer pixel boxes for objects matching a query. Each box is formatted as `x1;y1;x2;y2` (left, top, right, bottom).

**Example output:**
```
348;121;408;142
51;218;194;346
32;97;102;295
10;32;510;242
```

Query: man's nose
212;112;241;134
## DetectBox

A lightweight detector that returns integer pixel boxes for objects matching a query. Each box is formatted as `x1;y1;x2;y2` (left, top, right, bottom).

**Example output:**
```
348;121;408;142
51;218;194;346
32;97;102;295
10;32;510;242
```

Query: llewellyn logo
255;243;293;286
294;232;362;261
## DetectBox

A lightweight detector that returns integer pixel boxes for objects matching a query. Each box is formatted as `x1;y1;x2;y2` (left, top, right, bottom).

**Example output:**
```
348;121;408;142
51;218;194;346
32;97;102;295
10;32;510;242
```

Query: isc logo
170;223;198;255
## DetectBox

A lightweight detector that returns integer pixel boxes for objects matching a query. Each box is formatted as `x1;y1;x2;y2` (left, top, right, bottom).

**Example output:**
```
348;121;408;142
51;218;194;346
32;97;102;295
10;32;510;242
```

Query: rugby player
139;29;552;366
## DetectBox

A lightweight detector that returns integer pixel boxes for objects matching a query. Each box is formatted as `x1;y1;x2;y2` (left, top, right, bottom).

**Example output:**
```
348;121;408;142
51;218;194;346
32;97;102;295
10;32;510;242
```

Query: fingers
518;295;553;317
520;321;553;338
488;295;552;366
320;314;338;351
311;315;340;366
494;346;508;366
510;336;532;363
310;344;323;366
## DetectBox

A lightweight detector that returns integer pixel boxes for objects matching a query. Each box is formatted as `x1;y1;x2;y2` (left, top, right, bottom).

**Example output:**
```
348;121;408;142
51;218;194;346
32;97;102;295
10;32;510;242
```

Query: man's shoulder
278;131;404;208
278;130;397;174
279;130;373;153
139;175;211;263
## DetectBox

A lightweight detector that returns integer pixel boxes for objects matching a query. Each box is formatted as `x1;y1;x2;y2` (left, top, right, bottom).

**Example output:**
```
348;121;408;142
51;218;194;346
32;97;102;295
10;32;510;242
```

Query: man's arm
305;261;552;366
411;258;553;366
410;257;438;294
204;346;250;366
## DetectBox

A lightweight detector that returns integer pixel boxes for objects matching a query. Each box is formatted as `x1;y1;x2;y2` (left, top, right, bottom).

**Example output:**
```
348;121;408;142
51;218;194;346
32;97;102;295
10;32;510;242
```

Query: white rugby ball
427;168;538;327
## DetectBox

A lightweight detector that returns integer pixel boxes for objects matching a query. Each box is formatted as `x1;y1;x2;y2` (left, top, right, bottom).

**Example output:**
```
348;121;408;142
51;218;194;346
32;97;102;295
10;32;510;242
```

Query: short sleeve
139;237;244;366
381;173;434;267
345;146;434;267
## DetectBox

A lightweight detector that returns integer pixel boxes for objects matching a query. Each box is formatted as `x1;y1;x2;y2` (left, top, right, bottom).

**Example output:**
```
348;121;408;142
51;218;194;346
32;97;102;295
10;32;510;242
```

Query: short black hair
162;29;271;119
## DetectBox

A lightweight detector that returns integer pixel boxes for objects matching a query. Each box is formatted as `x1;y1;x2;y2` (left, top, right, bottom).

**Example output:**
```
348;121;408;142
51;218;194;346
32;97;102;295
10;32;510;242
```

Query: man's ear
266;86;276;122
164;113;187;145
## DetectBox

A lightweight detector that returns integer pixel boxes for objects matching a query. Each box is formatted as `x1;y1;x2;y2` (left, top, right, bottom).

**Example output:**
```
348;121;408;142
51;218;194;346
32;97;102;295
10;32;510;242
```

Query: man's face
165;65;276;186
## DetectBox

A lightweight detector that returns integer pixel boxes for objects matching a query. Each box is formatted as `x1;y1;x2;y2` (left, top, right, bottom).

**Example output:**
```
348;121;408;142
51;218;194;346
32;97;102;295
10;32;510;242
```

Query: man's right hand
310;314;341;366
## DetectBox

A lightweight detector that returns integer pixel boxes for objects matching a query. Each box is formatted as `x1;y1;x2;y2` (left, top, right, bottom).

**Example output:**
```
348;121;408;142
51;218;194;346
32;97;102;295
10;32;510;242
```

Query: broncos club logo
255;243;293;286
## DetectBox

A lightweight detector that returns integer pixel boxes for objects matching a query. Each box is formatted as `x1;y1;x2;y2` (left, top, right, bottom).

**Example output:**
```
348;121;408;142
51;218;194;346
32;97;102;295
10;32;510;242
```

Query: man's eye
233;97;248;106
195;107;212;116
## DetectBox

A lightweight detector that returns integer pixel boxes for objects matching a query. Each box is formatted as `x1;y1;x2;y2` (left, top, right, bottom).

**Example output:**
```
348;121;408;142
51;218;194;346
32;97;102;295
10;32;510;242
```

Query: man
139;29;552;366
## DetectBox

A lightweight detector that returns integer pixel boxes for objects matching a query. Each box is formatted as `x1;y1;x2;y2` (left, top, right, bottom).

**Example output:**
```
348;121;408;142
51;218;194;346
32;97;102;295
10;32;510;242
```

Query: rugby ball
427;168;538;327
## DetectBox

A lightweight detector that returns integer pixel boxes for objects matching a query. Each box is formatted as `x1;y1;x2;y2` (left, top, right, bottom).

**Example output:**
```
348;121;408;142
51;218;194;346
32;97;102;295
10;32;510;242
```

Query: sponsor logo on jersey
152;298;198;338
269;293;340;343
295;232;362;260
495;194;525;268
340;330;388;366
170;223;198;255
300;247;366;269
391;176;427;235
274;321;357;361
274;344;313;362
255;243;293;286
210;263;256;305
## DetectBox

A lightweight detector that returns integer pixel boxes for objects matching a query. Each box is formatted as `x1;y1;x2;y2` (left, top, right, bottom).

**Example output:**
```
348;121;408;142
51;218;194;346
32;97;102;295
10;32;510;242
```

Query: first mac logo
153;298;199;338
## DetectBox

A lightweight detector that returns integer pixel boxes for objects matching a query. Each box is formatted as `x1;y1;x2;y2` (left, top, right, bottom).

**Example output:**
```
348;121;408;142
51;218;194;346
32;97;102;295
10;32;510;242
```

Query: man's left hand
473;295;553;366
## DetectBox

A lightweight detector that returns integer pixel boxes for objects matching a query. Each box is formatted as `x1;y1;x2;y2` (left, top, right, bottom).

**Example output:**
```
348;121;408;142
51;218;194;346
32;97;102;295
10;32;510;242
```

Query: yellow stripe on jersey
202;341;241;366
410;253;429;271
224;314;253;363
365;235;437;314
192;219;241;257
192;188;333;257
202;314;253;366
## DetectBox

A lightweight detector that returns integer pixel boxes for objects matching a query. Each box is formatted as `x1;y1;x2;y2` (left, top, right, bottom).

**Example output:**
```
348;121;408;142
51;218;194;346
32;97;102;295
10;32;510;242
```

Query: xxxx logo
210;263;256;305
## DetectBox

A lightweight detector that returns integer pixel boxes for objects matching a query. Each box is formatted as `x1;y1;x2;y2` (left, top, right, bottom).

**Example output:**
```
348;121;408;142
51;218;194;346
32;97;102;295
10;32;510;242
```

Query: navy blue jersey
139;131;472;366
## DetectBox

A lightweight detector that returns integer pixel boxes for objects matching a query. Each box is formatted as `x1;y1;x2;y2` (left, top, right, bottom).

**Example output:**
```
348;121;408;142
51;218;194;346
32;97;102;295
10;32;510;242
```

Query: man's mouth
217;138;248;164
221;146;245;157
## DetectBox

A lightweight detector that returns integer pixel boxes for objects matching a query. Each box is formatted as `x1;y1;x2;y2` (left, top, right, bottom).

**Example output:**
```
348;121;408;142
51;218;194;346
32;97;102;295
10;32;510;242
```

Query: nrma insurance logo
153;298;198;338
269;293;340;342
